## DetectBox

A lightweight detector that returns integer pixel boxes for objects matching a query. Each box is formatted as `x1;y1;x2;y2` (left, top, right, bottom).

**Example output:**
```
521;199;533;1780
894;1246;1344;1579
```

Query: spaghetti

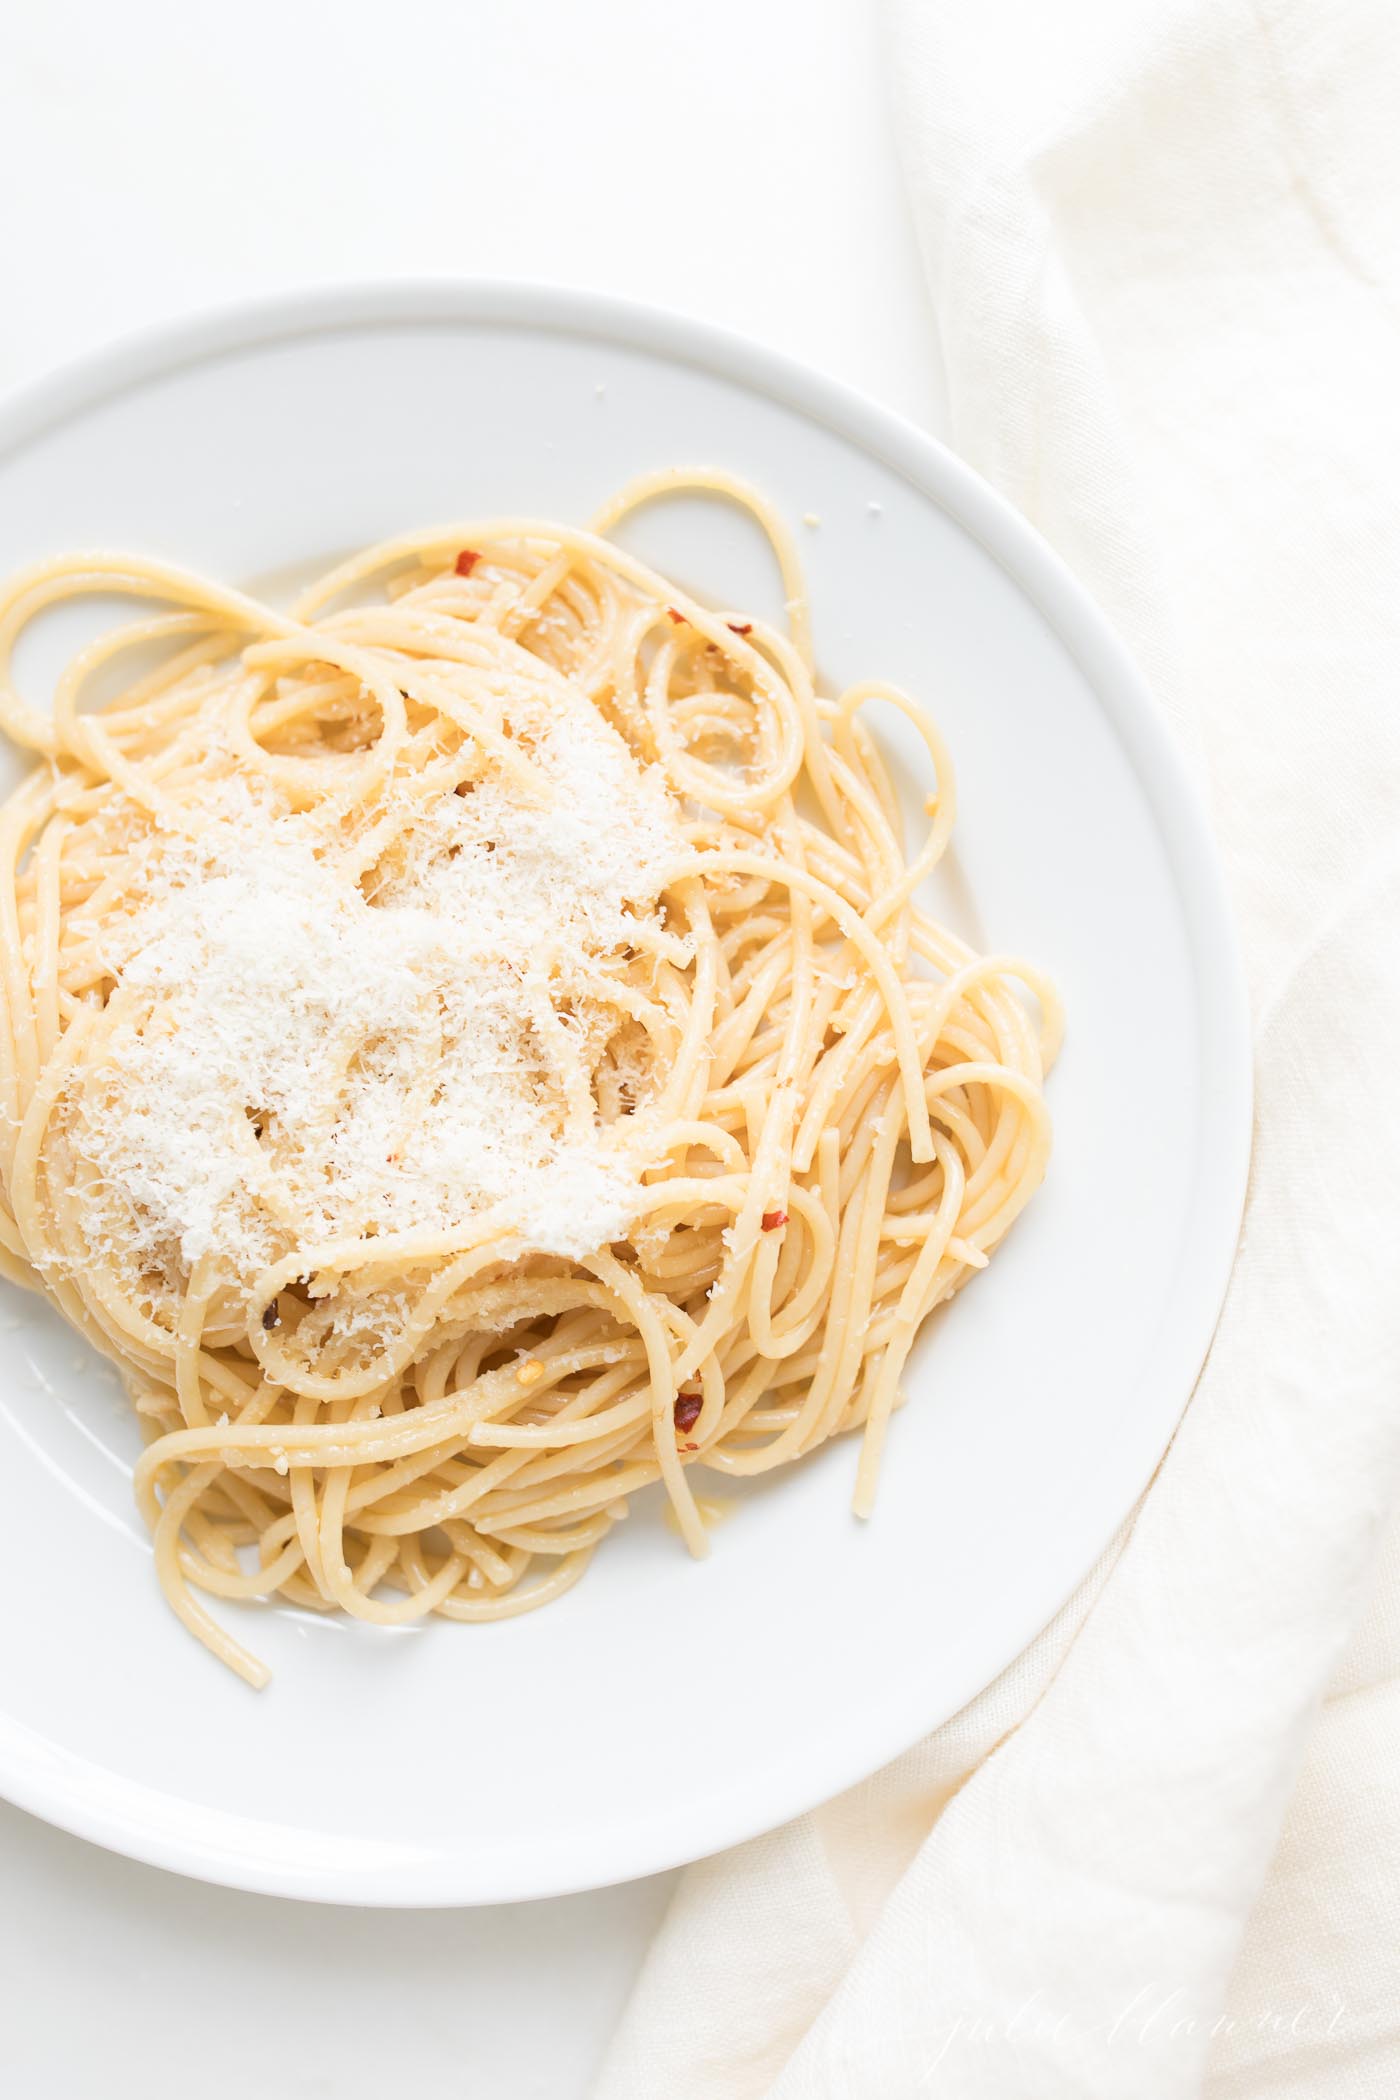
0;470;1058;1685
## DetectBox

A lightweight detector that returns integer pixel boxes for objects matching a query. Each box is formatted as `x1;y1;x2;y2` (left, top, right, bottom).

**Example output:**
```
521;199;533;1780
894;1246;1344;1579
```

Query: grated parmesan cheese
67;672;686;1301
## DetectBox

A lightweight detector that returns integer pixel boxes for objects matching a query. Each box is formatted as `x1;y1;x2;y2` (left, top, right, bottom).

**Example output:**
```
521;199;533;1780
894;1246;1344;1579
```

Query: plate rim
0;278;1252;1904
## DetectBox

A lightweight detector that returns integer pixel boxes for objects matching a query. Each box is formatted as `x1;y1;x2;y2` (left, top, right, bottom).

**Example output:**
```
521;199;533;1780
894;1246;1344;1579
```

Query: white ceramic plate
0;283;1249;1905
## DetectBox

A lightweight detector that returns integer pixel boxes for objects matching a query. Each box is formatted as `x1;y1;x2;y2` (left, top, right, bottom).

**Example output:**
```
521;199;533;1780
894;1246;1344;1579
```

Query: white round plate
0;283;1249;1905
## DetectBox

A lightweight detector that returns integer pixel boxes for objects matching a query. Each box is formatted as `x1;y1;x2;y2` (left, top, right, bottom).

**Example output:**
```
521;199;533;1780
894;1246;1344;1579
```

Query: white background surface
0;3;945;2094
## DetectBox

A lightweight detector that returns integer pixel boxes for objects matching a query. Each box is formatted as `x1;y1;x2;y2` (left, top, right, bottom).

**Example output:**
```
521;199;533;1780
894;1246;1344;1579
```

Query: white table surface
0;4;942;2091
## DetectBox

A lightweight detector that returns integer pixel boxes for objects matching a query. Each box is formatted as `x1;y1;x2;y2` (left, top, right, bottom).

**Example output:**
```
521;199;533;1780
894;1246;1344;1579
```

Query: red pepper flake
454;549;480;577
761;1209;788;1231
674;1392;703;1434
727;620;752;636
683;1441;699;1452
666;606;687;625
261;1302;280;1330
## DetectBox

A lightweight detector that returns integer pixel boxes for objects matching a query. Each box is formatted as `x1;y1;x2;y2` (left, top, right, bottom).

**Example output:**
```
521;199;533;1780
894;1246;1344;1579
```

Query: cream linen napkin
595;2;1400;2095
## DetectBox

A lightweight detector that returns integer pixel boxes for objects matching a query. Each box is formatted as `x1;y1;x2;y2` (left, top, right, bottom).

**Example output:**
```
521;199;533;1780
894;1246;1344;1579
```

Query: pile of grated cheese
69;675;686;1297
